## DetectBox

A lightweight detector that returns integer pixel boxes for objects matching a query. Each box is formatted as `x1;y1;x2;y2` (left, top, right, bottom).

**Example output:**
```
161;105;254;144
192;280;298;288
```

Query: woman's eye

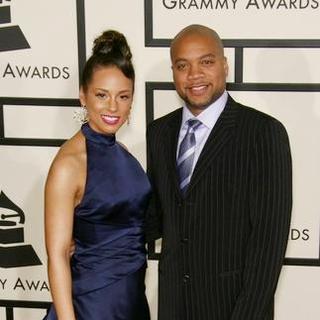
120;95;129;100
96;93;106;98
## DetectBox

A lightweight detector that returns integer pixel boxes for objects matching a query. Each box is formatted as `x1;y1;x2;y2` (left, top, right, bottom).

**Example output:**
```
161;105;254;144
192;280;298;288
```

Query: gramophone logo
0;0;30;52
0;191;42;268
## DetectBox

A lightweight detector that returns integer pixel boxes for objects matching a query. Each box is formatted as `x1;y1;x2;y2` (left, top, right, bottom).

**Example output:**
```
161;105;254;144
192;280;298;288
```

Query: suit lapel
164;108;183;198
185;96;239;197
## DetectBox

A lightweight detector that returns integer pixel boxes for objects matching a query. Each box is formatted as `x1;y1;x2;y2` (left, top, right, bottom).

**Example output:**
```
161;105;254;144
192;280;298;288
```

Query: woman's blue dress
44;123;151;320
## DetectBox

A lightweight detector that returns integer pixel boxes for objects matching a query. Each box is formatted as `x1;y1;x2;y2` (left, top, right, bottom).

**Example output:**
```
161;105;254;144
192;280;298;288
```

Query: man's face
171;32;228;116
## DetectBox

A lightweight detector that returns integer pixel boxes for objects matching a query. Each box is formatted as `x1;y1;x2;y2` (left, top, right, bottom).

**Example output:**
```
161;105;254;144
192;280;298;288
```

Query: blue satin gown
44;123;151;320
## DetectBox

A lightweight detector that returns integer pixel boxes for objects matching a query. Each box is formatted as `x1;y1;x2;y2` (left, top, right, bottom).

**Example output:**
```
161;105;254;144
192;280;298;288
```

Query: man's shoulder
233;98;285;130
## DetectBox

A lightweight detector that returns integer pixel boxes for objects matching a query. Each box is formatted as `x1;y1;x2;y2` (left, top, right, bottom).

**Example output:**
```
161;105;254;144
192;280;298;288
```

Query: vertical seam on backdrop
76;0;86;88
234;47;243;84
0;104;4;138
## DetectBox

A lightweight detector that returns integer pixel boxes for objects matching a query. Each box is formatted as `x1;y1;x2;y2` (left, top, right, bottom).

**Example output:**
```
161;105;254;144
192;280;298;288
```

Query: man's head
170;24;228;116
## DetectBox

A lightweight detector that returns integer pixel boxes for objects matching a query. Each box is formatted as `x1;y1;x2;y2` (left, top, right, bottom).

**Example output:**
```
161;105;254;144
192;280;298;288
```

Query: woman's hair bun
81;30;135;89
92;30;132;61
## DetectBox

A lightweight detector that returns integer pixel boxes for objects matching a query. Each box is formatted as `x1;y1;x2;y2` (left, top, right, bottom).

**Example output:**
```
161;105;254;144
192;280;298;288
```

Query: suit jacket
146;95;292;320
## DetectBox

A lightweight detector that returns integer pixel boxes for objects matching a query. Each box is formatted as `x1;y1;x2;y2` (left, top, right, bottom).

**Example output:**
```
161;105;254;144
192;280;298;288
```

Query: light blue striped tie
177;119;202;194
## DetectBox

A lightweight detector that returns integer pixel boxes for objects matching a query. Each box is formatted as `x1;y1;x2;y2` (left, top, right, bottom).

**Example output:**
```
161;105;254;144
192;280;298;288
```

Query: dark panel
284;258;320;267
234;47;243;83
0;26;30;52
0;245;42;268
0;104;4;138
0;98;78;146
0;300;51;309
0;6;11;24
0;0;85;146
144;0;154;47
144;1;320;48
0;137;65;147
76;0;86;86
146;81;320;95
0;97;80;106
5;307;13;320
0;228;24;244
146;38;320;48
147;241;160;260
227;82;320;92
223;39;320;48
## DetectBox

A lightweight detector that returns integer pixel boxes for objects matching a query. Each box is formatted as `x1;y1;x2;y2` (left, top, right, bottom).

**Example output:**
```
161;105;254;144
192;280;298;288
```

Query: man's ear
224;57;229;78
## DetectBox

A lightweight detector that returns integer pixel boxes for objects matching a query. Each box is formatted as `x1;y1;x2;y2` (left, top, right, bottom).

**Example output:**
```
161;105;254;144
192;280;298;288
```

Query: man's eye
120;95;129;100
201;59;214;65
176;63;187;71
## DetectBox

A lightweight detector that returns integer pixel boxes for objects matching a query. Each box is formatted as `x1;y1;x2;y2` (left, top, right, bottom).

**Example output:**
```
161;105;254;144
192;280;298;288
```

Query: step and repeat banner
0;0;319;319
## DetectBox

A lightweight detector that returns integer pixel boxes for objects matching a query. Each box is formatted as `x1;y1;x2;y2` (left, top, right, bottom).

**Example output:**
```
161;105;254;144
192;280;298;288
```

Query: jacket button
181;237;189;243
183;274;190;283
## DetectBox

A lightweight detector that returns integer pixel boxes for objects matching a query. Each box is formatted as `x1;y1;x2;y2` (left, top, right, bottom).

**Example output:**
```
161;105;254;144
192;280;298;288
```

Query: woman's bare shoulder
46;131;85;188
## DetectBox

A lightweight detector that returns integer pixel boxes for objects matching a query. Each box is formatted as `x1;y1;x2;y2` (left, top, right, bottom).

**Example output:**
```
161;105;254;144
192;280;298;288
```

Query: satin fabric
44;123;151;320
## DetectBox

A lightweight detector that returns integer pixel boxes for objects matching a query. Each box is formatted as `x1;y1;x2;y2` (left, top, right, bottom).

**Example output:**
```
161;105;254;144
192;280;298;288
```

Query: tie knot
187;119;202;131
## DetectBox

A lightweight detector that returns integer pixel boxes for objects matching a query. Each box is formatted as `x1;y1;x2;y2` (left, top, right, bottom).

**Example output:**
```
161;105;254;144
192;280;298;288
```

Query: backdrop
0;0;319;319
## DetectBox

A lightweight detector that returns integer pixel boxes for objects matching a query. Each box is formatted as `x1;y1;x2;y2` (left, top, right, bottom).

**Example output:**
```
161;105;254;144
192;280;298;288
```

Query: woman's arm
45;153;80;320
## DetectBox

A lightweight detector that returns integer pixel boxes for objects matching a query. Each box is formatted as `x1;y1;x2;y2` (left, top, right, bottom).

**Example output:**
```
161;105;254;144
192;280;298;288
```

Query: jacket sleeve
230;119;292;319
145;124;163;242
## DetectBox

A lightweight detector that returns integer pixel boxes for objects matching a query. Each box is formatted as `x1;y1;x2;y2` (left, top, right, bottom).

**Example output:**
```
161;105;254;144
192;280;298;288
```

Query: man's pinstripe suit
146;95;292;320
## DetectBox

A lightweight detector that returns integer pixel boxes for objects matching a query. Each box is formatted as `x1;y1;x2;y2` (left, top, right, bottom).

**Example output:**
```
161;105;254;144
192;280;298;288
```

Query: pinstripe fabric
146;95;292;320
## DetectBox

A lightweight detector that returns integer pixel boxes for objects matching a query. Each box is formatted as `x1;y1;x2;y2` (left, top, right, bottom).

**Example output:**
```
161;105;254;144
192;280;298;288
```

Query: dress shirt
176;91;228;175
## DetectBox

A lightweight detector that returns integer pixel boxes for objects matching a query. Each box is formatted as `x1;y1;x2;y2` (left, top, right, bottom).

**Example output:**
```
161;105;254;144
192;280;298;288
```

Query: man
146;24;292;320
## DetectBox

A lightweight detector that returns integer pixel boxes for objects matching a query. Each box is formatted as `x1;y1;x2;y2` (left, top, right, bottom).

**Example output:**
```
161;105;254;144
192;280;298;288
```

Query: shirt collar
181;91;228;129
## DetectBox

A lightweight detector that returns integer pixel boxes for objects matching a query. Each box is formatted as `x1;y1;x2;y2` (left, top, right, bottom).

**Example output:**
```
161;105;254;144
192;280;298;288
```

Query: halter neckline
81;123;115;146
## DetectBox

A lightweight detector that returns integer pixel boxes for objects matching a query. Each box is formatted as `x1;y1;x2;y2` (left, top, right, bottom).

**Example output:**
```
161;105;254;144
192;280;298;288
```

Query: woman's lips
101;115;120;125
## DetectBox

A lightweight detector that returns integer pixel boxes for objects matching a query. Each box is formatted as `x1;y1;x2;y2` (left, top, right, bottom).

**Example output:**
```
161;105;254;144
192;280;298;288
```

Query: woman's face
80;66;133;135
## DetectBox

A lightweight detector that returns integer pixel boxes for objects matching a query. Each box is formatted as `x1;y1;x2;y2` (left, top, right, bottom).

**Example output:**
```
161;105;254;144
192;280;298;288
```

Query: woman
44;30;151;320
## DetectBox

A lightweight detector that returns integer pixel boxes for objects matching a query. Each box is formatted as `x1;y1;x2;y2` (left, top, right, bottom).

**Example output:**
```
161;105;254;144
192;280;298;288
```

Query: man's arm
145;124;163;242
231;119;292;320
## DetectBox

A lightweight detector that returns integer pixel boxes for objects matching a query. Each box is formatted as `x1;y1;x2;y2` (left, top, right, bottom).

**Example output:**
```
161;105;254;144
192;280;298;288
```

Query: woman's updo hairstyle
81;30;135;91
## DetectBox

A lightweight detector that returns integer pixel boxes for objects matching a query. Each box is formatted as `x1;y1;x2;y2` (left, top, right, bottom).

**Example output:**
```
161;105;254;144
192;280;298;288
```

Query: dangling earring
127;114;130;126
73;105;88;124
